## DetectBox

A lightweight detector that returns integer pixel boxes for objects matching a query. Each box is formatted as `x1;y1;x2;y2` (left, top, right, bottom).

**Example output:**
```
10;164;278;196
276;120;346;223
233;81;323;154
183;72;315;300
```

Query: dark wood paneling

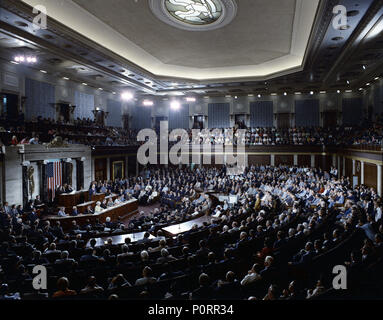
275;155;293;166
355;160;361;186
298;155;311;167
345;158;353;180
128;156;136;177
315;155;331;172
248;155;270;166
364;163;377;189
94;158;107;182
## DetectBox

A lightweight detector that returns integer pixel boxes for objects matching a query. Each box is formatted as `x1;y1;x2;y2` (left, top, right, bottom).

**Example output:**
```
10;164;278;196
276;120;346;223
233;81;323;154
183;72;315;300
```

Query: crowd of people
0;117;138;147
0;165;382;300
0;116;382;148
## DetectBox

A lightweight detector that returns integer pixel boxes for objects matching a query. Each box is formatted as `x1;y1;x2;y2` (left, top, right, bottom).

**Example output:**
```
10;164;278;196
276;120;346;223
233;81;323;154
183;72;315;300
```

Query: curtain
295;99;319;127
61;162;73;186
208;103;230;128
22;166;28;207
76;159;84;191
131;105;152;130
342;98;363;126
41;163;47;203
25;78;55;120
74;91;94;120
250;101;273;127
169;104;189;129
106;99;122;127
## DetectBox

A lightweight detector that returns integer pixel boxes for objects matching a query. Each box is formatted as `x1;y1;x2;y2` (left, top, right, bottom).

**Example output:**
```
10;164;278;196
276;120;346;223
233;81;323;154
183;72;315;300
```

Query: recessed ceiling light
225;95;231;98
82;83;87;86
10;61;19;65
346;80;350;84
234;96;238;99
310;91;314;95
248;94;254;97
63;77;69;80
204;96;209;99
363;65;366;70
320;91;326;94
112;92;116;95
366;83;370;86
98;88;103;90
284;92;287;96
337;90;341;93
359;88;363;91
186;97;196;102
40;70;47;74
345;89;352;93
121;91;133;101
257;94;261;98
143;100;154;106
294;92;301;95
170;101;181;110
271;93;277;96
375;77;379;80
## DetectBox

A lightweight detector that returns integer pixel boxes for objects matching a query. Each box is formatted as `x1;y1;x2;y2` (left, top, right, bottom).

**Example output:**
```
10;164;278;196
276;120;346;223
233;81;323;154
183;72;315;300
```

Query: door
193;115;204;129
323;111;337;128
277;113;290;128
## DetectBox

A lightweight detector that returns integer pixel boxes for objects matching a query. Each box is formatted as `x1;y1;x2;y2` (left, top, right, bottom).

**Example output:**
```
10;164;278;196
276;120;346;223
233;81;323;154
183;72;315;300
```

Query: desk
77;201;95;214
91;193;105;203
85;232;164;247
46;199;138;230
57;190;88;207
161;215;212;236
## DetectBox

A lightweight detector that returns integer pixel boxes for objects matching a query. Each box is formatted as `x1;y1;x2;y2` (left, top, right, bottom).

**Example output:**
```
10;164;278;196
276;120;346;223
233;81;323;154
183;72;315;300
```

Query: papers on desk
218;195;227;202
229;195;238;204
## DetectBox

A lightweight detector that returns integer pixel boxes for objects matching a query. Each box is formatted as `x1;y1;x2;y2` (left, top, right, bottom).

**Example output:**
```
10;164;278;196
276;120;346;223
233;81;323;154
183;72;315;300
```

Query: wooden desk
57;190;88;207
85;233;164;247
91;193;105;203
46;199;138;230
77;201;95;214
161;215;212;236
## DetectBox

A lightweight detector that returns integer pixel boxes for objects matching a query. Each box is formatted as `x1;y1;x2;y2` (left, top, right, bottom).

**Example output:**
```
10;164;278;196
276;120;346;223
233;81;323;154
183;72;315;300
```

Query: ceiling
71;0;295;69
1;0;383;98
19;0;319;80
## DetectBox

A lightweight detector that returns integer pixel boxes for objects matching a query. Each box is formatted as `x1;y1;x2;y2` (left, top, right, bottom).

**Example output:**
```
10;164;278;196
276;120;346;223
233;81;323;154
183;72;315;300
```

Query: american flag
46;161;62;201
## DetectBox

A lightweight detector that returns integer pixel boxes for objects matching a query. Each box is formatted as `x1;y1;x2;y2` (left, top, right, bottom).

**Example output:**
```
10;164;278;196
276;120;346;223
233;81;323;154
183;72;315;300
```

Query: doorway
193;115;205;129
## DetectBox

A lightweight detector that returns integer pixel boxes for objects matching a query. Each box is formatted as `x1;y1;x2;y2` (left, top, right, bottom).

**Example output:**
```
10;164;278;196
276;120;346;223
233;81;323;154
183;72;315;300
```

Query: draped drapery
74;91;94;120
41;163;47;203
25;78;55;120
295;99;319;127
76;159;84;191
106;99;122;127
342;98;363;126
169;104;189;130
131;106;152;130
22;166;28;207
250;101;273;127
208;103;230;128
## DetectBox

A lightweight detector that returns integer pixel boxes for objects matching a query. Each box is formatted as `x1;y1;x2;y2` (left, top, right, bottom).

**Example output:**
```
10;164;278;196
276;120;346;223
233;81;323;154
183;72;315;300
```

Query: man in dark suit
71;206;79;217
190;273;214;300
214;271;241;300
289;242;315;267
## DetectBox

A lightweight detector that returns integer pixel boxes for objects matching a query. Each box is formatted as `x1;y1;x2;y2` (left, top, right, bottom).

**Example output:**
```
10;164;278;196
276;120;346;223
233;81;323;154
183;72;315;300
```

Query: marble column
377;164;382;196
